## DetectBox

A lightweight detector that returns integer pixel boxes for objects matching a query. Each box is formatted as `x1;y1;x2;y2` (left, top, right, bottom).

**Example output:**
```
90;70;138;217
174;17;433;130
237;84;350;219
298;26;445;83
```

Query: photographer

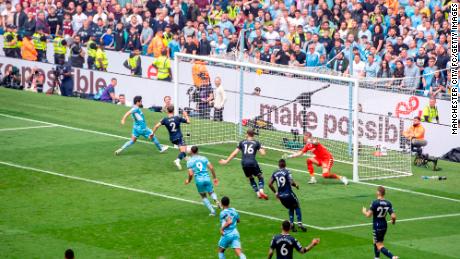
59;62;74;97
403;116;427;156
1;66;21;89
25;67;45;93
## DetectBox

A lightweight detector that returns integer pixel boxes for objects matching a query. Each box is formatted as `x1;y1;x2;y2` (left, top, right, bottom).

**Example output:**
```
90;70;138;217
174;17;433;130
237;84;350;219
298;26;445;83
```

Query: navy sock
295;207;302;222
380;247;393;258
374;244;380;258
249;178;258;192
178;152;186;160
258;177;264;189
289;209;294;224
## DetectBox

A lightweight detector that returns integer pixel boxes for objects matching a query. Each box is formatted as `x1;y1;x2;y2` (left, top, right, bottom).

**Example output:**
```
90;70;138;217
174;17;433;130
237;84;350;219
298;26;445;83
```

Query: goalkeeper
283;132;348;185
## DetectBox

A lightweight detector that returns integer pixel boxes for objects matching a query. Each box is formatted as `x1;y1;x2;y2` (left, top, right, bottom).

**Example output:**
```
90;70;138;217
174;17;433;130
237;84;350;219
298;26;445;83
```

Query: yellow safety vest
32;33;46;50
95;48;108;69
128;55;139;69
163;32;173;45
53;37;66;54
153;55;170;79
227;6;239;20
87;40;97;58
208;10;223;25
422;106;438;123
3;32;18;48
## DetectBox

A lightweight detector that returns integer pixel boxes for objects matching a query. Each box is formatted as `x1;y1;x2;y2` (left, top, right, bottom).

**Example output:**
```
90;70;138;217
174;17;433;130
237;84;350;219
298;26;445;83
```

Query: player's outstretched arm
183;110;191;124
301;238;320;254
185;169;194;184
362;206;373;217
152;122;162;134
219;148;240;165
120;110;132;125
391;212;397;225
284;150;304;159
208;162;219;185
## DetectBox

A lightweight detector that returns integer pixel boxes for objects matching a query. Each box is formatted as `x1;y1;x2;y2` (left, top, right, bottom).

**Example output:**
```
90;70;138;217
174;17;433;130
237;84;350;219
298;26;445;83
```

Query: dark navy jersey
161;116;187;141
370;199;394;230
271;169;294;195
270;234;303;259
237;139;261;167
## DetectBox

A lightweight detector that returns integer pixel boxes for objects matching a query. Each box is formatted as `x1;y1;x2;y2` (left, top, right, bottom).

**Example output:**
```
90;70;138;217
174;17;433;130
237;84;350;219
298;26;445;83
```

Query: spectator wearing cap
403;58;420;89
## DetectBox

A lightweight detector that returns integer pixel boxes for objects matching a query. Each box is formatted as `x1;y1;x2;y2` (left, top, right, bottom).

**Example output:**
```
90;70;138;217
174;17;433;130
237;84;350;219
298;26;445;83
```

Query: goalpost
173;52;412;182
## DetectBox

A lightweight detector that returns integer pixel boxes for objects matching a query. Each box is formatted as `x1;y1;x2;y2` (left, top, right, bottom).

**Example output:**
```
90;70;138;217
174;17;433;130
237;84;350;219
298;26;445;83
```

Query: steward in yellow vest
152;49;171;81
86;36;98;69
3;24;20;58
53;32;67;65
95;44;108;71
32;28;48;62
123;49;142;76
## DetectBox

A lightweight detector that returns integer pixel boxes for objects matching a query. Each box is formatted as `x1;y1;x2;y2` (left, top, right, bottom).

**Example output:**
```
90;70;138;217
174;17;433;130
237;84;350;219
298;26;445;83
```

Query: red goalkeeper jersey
301;142;332;160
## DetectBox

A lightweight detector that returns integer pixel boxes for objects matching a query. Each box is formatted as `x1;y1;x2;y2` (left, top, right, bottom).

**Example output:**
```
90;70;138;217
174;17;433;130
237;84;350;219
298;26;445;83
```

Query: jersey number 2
169;122;177;132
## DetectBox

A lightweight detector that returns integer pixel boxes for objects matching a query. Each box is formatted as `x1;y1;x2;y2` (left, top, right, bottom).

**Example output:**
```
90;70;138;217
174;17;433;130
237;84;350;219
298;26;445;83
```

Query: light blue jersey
187;155;213;193
130;106;153;139
218;208;241;249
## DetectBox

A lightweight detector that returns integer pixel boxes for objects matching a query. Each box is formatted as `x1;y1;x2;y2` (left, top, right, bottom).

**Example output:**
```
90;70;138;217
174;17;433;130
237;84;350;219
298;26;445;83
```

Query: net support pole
352;79;360;182
173;55;179;116
347;47;354;156
237;29;245;138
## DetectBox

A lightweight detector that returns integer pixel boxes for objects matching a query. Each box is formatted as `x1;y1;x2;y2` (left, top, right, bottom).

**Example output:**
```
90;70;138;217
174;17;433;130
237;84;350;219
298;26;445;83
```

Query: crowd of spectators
0;0;452;97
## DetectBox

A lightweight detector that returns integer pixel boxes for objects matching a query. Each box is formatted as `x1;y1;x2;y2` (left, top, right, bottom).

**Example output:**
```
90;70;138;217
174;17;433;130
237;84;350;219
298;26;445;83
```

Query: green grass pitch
1;88;460;258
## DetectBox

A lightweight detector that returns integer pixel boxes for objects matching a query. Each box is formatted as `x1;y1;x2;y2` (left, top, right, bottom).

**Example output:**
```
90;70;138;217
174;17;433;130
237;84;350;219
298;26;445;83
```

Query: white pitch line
0;160;324;230
1;160;459;231
323;212;460;231
0;125;57;132
1;112;459;204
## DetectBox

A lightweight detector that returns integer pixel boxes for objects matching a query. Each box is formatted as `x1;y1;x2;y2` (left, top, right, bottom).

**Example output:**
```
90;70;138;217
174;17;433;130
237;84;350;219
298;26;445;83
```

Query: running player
185;146;221;216
218;196;246;259
362;186;398;259
152;105;190;170
115;96;168;155
269;159;306;232
268;220;320;259
284;132;348;185
219;129;268;200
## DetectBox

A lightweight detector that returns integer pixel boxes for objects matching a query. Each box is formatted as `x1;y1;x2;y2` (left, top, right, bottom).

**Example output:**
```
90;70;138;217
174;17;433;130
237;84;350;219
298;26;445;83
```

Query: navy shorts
242;164;262;178
171;138;185;146
279;192;300;209
373;228;387;243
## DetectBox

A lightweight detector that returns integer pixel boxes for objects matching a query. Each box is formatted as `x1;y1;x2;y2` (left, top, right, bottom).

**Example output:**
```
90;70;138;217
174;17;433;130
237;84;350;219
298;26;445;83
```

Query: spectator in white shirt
93;6;107;23
351;53;365;77
265;24;279;46
213;76;226;121
72;6;87;32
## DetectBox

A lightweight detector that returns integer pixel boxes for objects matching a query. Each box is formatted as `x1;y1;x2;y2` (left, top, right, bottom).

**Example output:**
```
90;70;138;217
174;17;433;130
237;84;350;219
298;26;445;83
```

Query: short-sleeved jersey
271;169;294;195
161;116;187;141
301;141;331;160
220;208;240;236
187;155;210;182
270;234;303;259
237;139;261;167
130;106;147;129
370;199;394;230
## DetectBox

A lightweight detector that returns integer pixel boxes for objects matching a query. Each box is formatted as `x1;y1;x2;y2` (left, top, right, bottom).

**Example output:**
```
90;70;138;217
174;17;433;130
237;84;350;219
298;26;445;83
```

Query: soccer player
362;186;398;259
218;196;246;259
185;146;221;216
219;129;268;200
284;132;348;185
115;96;168;155
152;105;190;170
269;159;306;232
268;220;320;259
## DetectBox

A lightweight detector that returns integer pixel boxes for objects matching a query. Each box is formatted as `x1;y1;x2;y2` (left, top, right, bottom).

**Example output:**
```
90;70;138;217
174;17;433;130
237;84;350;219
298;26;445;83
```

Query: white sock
203;198;215;214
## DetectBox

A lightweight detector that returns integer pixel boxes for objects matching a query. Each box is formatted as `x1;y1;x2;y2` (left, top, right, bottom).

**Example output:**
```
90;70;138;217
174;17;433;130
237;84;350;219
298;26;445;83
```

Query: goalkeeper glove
282;153;290;159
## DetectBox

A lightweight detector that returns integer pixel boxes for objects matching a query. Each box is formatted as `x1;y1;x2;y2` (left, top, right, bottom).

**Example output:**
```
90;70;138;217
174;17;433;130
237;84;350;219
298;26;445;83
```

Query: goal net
174;53;412;181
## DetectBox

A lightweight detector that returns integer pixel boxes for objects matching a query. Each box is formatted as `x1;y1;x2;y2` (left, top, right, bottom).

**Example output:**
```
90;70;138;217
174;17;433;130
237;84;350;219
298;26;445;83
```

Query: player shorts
373;228;387;243
132;127;153;139
195;179;213;194
218;233;241;249
171;137;185;146
242;164;263;178
317;157;334;170
279;192;300;209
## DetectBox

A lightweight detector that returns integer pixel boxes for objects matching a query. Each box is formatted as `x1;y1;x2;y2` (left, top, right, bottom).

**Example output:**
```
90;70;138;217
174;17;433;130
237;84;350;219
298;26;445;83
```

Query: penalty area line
0;160;325;230
0;125;58;132
1;113;460;205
